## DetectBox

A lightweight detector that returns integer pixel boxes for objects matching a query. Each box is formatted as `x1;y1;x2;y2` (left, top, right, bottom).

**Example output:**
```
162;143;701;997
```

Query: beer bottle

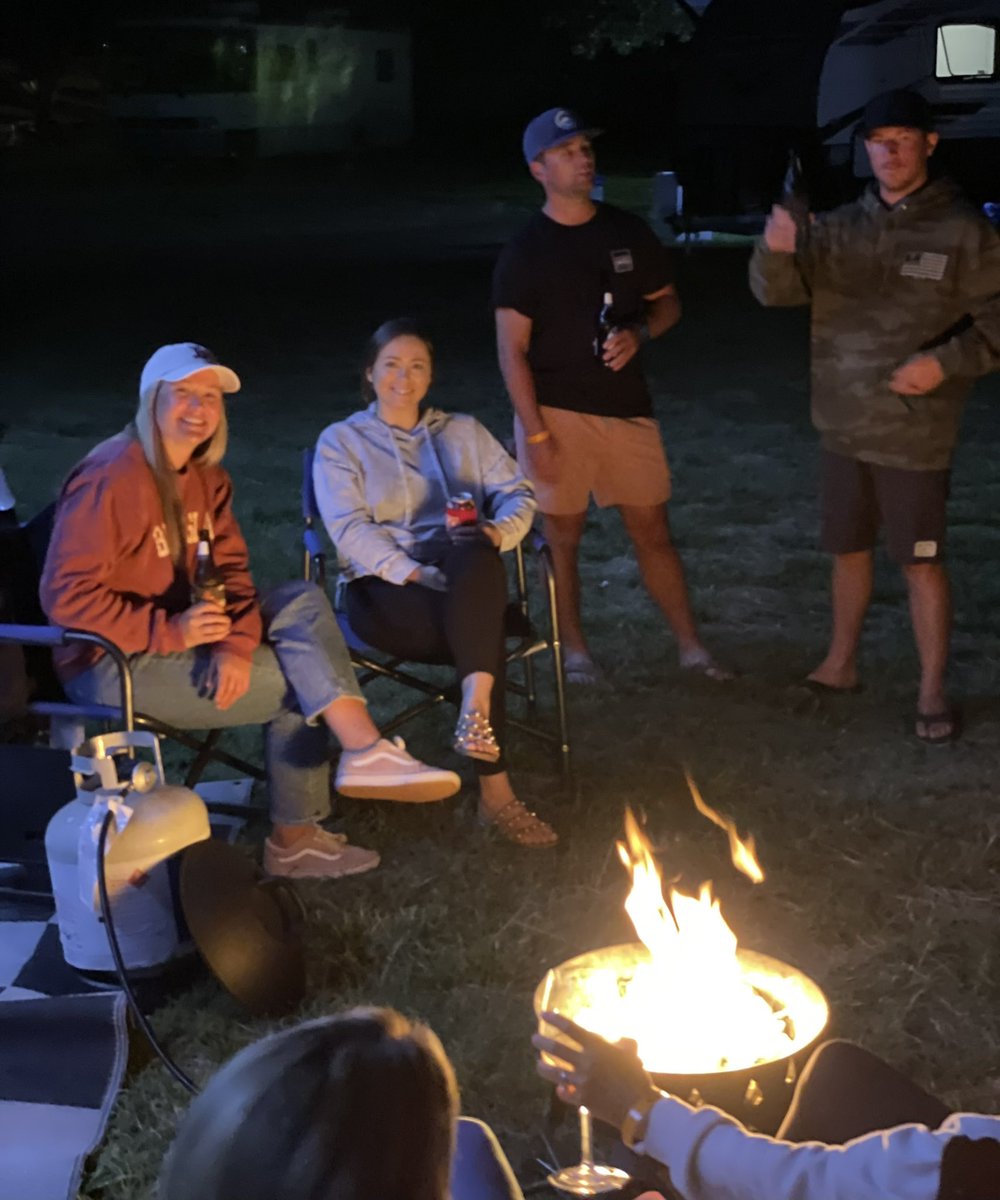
191;528;226;608
594;291;615;364
781;150;810;241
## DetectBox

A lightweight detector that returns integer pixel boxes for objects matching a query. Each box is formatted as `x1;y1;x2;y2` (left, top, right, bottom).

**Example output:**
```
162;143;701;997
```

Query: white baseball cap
140;343;241;401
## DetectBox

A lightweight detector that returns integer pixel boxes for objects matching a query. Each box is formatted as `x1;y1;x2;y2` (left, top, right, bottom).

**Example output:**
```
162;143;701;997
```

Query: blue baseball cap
522;108;602;164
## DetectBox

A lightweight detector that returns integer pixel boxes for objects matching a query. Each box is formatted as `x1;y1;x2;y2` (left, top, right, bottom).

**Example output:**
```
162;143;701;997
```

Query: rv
108;11;412;157
818;1;1000;202
665;0;998;226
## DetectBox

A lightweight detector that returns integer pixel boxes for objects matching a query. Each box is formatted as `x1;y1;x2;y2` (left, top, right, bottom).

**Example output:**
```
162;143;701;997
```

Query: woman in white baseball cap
41;342;462;880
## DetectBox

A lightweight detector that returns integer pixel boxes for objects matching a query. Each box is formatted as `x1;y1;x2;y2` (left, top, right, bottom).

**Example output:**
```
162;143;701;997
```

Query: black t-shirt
492;204;674;418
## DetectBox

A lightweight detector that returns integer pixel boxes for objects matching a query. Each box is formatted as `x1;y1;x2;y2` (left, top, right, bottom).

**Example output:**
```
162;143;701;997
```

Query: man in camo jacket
750;88;1000;743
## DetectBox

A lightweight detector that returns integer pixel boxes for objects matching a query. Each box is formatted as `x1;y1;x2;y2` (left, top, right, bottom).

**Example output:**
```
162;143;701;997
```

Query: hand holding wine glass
533;1010;657;1131
534;973;633;1196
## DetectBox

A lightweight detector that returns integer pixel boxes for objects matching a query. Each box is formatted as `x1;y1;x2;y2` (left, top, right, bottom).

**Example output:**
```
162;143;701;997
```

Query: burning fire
548;786;817;1075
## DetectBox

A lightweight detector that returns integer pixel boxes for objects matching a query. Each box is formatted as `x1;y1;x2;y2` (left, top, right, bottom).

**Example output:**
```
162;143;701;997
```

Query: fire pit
535;941;828;1134
536;803;830;1135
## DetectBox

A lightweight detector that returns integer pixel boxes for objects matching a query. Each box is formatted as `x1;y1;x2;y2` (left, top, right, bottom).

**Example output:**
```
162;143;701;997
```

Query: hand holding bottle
602;326;642;372
763;204;799;253
172;601;232;649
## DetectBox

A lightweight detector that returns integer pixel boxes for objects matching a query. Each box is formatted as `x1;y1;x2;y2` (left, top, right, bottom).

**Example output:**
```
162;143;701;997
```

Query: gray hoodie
314;404;536;584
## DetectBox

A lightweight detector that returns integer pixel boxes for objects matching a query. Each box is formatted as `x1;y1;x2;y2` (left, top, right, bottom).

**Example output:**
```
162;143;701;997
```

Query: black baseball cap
862;89;934;136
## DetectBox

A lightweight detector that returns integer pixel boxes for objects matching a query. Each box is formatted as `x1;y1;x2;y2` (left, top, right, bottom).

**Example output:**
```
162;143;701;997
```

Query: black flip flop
802;679;863;696
915;709;961;744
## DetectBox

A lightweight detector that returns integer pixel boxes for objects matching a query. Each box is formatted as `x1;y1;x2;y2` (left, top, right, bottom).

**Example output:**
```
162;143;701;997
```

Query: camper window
268;45;297;84
936;24;997;81
376;49;396;84
111;27;256;95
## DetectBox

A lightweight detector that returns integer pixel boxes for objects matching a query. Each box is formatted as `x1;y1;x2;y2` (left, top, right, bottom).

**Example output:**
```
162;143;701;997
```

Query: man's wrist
634;322;651;345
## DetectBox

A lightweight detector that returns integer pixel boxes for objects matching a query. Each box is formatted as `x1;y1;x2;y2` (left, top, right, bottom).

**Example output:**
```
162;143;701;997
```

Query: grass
2;160;1000;1197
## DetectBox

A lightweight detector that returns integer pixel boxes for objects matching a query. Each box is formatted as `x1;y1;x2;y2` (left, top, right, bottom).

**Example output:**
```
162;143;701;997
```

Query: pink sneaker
264;826;380;879
335;737;460;803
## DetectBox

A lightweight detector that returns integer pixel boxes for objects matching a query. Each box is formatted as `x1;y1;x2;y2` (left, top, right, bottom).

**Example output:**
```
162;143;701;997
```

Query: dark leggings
777;1038;950;1144
345;540;508;776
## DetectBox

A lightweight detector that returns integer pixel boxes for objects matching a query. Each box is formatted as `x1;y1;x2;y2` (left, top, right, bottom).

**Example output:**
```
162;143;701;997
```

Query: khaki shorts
515;406;671;515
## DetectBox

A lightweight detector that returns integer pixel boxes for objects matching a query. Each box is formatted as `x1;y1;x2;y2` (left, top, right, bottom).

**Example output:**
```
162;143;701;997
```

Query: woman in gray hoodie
313;319;557;849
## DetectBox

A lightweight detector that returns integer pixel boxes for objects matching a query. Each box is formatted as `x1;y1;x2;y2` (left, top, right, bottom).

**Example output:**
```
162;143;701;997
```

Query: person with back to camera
750;88;1000;744
40;342;461;880
494;108;731;688
158;1006;526;1200
533;1011;1000;1200
312;318;558;849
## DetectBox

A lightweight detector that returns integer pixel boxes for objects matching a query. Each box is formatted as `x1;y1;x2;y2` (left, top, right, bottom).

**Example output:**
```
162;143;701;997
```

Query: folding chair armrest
0;623;70;648
0;623;135;731
303;527;325;559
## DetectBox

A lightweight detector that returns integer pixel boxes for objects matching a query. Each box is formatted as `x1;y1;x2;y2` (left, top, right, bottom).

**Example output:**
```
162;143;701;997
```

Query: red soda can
445;492;478;530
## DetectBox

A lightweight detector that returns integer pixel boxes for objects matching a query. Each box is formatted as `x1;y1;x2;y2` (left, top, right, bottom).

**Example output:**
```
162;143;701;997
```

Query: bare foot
563;650;604;686
679;646;735;682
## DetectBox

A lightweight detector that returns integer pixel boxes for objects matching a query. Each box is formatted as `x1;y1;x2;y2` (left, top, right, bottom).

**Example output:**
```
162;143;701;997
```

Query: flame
561;808;790;1074
685;770;764;884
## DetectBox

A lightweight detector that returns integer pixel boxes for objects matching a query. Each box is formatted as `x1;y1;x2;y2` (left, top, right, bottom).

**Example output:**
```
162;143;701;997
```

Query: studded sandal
481;799;558;849
453;709;501;763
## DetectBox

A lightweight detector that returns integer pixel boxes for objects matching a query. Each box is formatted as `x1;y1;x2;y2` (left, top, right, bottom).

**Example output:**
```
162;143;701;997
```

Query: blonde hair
132;378;228;563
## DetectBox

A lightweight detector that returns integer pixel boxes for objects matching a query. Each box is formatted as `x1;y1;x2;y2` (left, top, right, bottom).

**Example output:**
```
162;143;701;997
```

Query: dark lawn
1;159;999;1198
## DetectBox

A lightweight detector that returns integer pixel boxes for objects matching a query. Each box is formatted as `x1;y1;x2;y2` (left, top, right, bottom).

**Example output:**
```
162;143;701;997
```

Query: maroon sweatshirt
40;433;262;679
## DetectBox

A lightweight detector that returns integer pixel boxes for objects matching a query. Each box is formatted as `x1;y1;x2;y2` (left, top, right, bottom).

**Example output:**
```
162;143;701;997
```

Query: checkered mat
0;991;128;1200
0;778;253;1200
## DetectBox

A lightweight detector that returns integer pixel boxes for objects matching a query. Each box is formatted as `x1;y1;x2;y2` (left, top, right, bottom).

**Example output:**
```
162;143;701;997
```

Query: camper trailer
664;0;998;228
108;11;412;157
819;0;1000;201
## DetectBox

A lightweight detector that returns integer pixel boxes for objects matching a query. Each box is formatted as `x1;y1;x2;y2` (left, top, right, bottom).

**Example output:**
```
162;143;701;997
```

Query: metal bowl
535;941;829;1134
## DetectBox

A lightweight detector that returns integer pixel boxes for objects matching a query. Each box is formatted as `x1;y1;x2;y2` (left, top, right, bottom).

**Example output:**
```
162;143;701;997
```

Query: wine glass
537;969;631;1196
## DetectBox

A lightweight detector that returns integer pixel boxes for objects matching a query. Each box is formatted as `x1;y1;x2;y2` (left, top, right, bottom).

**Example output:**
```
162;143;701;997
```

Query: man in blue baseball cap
494;108;730;686
520;107;603;164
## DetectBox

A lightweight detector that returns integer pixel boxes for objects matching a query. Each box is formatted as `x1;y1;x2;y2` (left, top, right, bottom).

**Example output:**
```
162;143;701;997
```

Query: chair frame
302;449;571;776
0;622;267;788
6;503;269;788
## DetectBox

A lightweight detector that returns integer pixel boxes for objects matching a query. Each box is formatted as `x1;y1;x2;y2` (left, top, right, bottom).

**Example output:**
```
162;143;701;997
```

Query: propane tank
45;730;211;973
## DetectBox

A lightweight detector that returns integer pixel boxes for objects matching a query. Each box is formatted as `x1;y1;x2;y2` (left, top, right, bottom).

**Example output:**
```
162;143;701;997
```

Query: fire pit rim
534;940;830;1079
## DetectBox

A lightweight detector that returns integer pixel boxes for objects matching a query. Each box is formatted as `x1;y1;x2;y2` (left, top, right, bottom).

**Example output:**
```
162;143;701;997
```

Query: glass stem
578;1106;595;1167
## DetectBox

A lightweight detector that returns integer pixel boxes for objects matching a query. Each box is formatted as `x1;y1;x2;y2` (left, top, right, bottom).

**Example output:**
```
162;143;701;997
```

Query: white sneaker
335;737;461;803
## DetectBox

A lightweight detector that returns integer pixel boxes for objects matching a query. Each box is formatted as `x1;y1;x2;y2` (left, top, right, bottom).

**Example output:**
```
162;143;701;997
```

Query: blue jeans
450;1118;523;1200
64;581;364;825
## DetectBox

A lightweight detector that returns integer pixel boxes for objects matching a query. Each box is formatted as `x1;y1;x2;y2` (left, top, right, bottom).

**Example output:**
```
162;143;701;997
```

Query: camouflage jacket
749;178;1000;469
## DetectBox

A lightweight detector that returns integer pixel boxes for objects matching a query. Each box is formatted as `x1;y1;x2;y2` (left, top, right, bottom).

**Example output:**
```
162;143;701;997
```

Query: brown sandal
481;799;558;849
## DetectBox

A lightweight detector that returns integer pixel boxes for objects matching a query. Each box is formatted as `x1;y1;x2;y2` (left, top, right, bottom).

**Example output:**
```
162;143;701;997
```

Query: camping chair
301;448;571;777
0;504;265;789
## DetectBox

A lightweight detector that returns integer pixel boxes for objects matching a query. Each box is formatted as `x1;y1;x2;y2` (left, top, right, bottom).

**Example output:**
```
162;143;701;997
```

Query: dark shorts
820;450;950;565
